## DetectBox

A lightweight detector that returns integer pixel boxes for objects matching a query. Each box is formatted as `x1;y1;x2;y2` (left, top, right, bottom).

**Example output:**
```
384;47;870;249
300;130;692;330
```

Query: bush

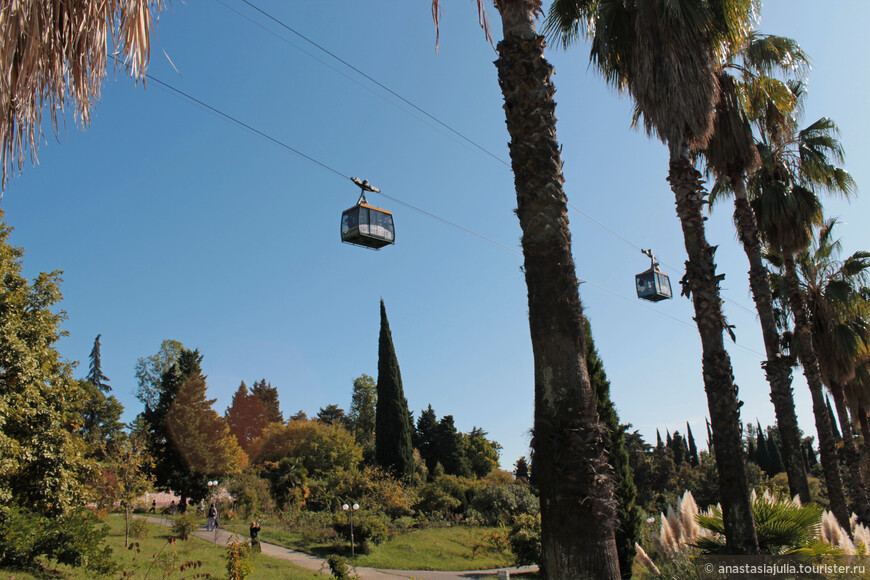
332;512;389;553
0;506;117;574
226;539;254;580
325;554;352;579
471;481;539;526
129;518;150;540
171;512;199;538
508;513;542;568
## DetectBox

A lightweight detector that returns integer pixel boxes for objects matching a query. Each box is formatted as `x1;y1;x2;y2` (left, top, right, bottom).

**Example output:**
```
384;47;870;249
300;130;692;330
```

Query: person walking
206;503;217;531
250;521;261;552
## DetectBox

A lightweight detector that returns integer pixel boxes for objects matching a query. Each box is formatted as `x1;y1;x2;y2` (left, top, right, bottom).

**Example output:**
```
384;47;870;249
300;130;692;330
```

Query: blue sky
2;0;868;471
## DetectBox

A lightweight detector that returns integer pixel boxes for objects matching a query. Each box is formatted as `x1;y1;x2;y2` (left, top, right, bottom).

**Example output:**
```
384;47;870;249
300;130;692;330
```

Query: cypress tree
585;321;640;579
765;426;784;475
687;422;699;467
671;431;687;466
656;429;663;449
415;404;439;476
374;299;414;479
666;430;673;449
756;421;771;473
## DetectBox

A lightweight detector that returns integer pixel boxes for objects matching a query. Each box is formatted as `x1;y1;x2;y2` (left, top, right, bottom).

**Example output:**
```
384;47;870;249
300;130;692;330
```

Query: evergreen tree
656;429;663;449
802;437;819;470
251;378;283;424
374;300;414;479
687;423;699;467
585;321;641;579
514;456;530;481
225;381;270;457
765;426;785;475
415;404;439;476
755;422;771;473
433;415;470;477
316;404;346;426
666;430;673;449
348;374;377;452
671;431;687;466
78;378;124;457
87;334;111;392
139;349;245;506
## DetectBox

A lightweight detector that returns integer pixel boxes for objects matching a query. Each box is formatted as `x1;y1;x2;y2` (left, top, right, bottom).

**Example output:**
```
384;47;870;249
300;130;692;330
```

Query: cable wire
137;61;765;359
223;0;760;319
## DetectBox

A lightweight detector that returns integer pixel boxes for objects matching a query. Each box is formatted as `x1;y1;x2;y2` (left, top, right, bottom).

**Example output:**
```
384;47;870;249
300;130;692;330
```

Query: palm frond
0;0;164;188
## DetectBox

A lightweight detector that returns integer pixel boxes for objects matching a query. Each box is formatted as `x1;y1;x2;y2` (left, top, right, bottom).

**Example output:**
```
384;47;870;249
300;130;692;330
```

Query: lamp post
341;502;360;556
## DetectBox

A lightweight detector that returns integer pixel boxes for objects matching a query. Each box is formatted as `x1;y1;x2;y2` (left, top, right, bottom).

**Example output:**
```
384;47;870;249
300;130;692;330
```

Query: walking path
137;516;536;579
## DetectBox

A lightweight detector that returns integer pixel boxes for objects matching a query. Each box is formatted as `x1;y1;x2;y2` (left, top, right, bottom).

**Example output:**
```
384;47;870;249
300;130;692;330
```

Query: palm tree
704;34;812;503
547;0;759;554
798;220;870;522
751;115;857;531
432;1;621;576
0;0;163;187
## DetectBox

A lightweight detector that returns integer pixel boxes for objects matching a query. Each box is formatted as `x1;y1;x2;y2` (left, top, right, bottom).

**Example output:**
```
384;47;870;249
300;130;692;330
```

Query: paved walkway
137;516;536;580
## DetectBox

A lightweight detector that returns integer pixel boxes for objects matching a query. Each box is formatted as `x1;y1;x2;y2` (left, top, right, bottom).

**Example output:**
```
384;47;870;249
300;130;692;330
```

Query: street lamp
208;480;219;506
341;502;360;556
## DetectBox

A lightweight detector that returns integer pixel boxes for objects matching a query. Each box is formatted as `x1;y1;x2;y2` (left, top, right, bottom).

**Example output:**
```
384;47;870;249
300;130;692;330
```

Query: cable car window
359;207;369;234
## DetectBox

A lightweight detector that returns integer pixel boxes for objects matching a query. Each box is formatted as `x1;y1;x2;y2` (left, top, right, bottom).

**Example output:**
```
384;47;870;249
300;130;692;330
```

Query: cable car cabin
340;202;395;249
635;268;672;302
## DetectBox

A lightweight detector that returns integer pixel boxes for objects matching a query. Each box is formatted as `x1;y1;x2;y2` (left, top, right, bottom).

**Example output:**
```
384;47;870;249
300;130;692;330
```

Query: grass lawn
351;526;514;570
220;520;515;571
0;515;324;580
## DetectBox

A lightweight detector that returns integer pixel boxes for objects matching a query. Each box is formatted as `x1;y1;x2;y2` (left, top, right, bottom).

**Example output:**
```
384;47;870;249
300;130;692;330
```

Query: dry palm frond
0;0;164;188
431;0;495;53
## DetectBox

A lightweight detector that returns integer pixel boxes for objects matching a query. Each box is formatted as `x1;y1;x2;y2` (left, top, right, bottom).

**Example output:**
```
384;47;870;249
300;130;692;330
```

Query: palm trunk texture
829;382;870;523
669;154;758;554
732;177;810;502
783;256;851;530
859;406;870;478
495;2;620;577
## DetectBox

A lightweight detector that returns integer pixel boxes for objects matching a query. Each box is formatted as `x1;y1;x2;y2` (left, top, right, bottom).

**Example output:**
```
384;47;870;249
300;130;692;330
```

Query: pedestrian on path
250;521;261;552
206;504;218;531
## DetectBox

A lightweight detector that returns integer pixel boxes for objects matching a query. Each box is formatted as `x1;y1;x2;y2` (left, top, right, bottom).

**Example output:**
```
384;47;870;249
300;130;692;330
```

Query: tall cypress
585;321;640;579
687;422;699;466
374;300;414;479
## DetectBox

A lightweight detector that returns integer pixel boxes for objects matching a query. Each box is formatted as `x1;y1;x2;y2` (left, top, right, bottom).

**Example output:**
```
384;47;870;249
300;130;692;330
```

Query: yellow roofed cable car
340;177;395;250
636;248;672;302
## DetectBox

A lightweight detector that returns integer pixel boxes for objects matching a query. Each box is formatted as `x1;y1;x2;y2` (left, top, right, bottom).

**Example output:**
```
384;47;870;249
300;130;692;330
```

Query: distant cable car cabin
340;177;395;250
635;249;672;302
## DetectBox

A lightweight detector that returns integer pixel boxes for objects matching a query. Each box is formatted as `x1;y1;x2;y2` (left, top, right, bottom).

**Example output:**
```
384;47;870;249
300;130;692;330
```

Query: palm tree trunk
731;176;810;502
783;255;851;530
494;2;620;577
668;152;757;555
859;405;870;477
829;382;870;523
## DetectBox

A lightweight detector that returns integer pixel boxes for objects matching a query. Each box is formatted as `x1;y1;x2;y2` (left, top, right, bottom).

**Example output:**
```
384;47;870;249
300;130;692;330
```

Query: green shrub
471;481;539;525
326;554;352;579
226;539;254;580
332;512;389;553
0;506;116;574
129;518;150;540
171;512;199;538
508;513;542;568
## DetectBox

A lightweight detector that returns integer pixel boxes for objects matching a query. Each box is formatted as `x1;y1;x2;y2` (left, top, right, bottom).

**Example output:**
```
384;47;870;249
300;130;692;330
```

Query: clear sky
2;1;868;471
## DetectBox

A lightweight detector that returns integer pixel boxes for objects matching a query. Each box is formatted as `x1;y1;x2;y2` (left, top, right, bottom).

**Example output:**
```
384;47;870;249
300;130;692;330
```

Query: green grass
220;519;515;572
351;526;514;571
0;515;324;580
